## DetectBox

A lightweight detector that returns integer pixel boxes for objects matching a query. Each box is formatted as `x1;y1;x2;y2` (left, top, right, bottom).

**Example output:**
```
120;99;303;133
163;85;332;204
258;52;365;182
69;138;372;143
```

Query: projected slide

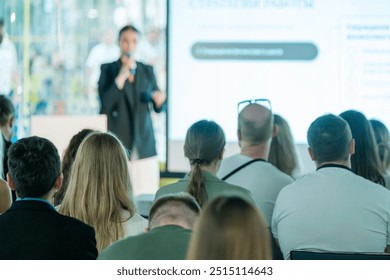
167;0;390;170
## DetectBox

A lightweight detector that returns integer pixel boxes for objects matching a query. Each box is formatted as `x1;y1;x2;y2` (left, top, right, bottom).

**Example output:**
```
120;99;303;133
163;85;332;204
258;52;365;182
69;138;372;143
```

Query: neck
0;127;11;142
316;160;351;169
240;141;270;160
190;162;219;175
151;221;191;231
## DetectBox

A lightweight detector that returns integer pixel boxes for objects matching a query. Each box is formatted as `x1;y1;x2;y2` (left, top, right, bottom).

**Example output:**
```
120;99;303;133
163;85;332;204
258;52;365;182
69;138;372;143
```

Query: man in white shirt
217;99;294;227
0;19;19;97
272;114;390;259
86;29;120;112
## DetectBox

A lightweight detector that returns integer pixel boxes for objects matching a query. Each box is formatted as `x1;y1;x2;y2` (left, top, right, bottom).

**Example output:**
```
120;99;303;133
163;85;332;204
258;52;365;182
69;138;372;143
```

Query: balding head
149;193;201;230
238;104;273;145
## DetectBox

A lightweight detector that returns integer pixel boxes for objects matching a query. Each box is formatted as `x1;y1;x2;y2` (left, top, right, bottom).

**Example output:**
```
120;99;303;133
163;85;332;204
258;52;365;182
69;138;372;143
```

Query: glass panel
0;0;167;164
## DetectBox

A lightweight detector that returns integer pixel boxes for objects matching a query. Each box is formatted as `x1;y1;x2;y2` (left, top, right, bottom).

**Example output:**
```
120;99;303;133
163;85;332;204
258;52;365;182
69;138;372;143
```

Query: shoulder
101;60;120;71
136;62;155;74
155;180;186;198
218;154;248;174
137;61;153;69
207;180;254;201
56;212;95;233
123;212;148;235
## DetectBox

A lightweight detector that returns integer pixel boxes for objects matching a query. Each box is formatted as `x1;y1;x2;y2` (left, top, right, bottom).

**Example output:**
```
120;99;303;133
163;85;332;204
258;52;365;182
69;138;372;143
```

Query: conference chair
290;250;390;260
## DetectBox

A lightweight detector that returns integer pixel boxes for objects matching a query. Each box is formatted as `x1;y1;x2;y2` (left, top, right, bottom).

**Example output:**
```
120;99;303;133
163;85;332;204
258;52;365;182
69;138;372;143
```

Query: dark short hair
0;95;15;126
307;114;352;164
8;136;61;198
118;25;140;40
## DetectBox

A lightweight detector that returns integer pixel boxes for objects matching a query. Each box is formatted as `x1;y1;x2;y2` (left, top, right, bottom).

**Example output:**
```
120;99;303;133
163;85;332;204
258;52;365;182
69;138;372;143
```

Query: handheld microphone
125;52;136;74
125;51;132;58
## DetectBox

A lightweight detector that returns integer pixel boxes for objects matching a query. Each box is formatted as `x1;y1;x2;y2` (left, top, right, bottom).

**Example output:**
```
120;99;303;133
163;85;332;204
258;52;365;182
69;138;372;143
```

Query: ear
349;139;355;155
308;147;316;161
273;124;280;138
54;173;63;191
6;173;15;190
237;129;242;141
9;116;15;128
218;148;225;160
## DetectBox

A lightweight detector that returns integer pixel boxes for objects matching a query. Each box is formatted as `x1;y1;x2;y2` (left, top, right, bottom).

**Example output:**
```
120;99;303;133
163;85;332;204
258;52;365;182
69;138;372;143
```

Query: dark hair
0;95;15;126
8;136;61;198
118;25;140;40
370;119;390;171
307;114;352;164
269;114;299;176
238;104;273;144
53;128;94;205
339;110;385;186
184;120;225;206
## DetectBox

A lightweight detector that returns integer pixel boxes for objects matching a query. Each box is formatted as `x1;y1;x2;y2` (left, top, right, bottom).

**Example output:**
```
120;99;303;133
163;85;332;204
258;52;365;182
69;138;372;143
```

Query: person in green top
98;193;200;260
155;120;256;207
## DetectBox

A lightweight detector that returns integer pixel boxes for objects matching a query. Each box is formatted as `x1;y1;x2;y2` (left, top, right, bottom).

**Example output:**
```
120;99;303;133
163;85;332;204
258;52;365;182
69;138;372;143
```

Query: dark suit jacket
98;225;191;260
98;60;165;159
0;200;98;260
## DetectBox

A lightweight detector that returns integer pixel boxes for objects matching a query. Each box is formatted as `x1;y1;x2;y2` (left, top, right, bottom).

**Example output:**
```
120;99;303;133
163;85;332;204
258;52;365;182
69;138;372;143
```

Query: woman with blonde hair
370;119;390;189
155;120;255;207
187;196;272;260
59;131;147;252
269;114;300;177
370;119;390;172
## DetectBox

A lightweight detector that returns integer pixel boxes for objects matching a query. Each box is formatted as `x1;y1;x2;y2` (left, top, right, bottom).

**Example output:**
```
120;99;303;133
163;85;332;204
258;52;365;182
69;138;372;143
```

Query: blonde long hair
59;131;135;252
187;196;272;260
269;114;299;176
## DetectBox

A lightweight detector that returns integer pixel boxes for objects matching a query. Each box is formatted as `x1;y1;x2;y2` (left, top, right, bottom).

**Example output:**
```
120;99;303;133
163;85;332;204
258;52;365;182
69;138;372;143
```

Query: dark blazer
98;60;165;159
0;200;98;260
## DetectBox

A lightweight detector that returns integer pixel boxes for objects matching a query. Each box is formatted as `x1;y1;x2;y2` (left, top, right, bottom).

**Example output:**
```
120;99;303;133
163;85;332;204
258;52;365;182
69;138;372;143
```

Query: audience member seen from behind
272;114;390;259
59;132;147;253
0;136;98;259
187;196;272;260
155;120;255;207
53;128;94;206
0;180;11;214
0;95;15;179
269;114;300;177
370;119;390;188
99;193;200;260
217;100;293;227
340;110;385;186
0;131;11;213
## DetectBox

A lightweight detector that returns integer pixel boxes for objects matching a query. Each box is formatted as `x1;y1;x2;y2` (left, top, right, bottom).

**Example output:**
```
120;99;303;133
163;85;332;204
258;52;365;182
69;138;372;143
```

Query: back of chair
290;250;390;260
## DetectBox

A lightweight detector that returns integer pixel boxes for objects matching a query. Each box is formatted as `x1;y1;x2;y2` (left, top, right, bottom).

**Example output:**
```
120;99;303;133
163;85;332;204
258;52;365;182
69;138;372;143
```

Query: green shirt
98;225;192;260
155;170;257;207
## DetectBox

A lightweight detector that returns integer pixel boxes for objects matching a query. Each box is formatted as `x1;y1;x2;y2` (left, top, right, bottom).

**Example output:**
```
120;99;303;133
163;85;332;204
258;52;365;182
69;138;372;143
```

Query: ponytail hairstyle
184;120;226;206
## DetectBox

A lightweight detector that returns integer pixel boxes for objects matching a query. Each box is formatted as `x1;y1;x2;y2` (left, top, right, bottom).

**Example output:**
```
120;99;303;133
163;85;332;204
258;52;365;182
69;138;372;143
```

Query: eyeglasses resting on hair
237;98;272;114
